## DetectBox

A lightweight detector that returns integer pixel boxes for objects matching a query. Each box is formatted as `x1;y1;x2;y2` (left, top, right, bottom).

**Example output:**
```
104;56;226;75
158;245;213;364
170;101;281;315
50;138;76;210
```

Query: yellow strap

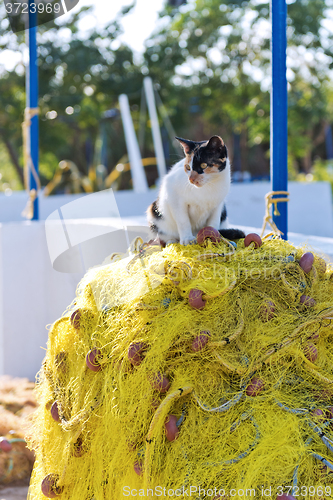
21;107;41;219
261;190;289;237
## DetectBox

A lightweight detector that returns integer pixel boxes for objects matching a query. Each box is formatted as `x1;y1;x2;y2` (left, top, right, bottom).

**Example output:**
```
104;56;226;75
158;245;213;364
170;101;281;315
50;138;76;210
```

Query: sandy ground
0;486;29;500
0;375;36;499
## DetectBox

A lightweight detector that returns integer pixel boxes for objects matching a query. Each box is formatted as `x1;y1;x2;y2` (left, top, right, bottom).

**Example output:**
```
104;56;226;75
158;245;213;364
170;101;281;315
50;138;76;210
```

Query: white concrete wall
227;181;333;238
0;218;153;380
0;190;158;222
0;222;83;380
1;181;332;237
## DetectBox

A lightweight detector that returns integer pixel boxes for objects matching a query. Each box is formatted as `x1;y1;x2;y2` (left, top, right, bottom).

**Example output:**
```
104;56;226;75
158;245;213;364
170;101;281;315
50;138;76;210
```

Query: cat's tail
218;228;245;240
147;200;162;235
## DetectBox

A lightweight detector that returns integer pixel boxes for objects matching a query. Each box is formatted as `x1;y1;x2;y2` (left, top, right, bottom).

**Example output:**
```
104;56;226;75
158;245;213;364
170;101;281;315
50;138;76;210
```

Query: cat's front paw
180;236;196;246
166;238;179;246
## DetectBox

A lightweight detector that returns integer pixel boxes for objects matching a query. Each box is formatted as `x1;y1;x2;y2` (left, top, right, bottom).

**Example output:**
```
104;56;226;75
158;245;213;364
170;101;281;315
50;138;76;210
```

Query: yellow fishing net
26;234;333;500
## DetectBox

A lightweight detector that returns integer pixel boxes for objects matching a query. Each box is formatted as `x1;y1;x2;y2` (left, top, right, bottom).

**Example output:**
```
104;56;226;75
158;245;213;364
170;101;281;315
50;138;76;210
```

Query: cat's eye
185;164;191;171
201;163;208;170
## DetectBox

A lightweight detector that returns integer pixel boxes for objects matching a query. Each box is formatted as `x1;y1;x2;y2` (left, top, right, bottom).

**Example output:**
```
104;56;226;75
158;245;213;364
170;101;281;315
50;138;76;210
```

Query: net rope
261;191;290;237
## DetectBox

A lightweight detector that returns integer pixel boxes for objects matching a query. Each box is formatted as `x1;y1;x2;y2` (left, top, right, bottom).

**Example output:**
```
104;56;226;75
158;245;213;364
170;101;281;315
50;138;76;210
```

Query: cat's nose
189;178;200;186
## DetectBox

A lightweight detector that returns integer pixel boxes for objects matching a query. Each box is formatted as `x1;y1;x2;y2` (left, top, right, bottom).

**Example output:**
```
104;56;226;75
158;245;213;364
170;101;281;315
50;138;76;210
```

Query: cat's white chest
188;206;208;231
186;187;223;230
151;157;231;243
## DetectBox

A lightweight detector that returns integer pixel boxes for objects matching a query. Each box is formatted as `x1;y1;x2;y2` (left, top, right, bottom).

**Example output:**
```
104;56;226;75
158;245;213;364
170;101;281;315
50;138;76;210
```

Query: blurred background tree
0;3;144;192
145;0;333;177
0;0;333;193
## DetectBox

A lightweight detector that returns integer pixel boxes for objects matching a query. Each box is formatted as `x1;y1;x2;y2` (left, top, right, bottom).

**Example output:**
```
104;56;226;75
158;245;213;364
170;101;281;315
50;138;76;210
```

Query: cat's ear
206;135;225;151
175;137;196;155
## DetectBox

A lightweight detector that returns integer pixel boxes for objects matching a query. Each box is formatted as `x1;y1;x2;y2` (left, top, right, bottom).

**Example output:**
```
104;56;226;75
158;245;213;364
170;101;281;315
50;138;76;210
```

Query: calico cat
147;135;245;245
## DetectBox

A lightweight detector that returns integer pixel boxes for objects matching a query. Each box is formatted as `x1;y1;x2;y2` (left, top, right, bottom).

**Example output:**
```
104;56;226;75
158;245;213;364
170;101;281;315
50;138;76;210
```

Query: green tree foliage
144;0;333;175
36;8;142;181
0;4;144;190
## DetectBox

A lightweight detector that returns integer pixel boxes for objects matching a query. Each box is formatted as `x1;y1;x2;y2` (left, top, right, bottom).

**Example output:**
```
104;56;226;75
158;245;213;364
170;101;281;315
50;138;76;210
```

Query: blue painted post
271;0;288;239
26;1;39;220
325;124;333;160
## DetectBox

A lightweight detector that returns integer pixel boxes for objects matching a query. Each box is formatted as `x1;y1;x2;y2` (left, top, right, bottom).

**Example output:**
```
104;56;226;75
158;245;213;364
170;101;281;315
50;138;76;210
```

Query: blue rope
274;398;309;415
311;453;333;471
136;445;145;459
8;438;26;444
205;417;260;467
274;401;333;484
193;390;244;413
307;420;333;454
292;464;299;491
229;411;252;433
179;446;192;490
292;436;314;490
177;405;187;427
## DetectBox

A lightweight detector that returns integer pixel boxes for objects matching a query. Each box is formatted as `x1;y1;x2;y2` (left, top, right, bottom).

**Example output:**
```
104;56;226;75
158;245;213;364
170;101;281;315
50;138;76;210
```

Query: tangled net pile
27;231;333;500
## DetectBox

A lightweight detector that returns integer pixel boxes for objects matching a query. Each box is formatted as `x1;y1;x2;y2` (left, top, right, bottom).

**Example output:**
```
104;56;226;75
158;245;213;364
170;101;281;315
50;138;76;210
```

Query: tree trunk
240;128;248;173
0;130;24;187
301;149;312;174
313;120;328;148
300;121;328;174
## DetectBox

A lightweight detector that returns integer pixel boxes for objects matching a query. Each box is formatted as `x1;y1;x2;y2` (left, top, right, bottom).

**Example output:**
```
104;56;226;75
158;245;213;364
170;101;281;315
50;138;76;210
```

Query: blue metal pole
26;1;39;220
271;0;288;239
325;124;333;160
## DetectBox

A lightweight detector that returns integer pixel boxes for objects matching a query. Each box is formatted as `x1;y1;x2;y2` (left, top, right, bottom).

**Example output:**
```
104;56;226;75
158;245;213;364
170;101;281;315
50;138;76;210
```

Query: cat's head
175;135;229;187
